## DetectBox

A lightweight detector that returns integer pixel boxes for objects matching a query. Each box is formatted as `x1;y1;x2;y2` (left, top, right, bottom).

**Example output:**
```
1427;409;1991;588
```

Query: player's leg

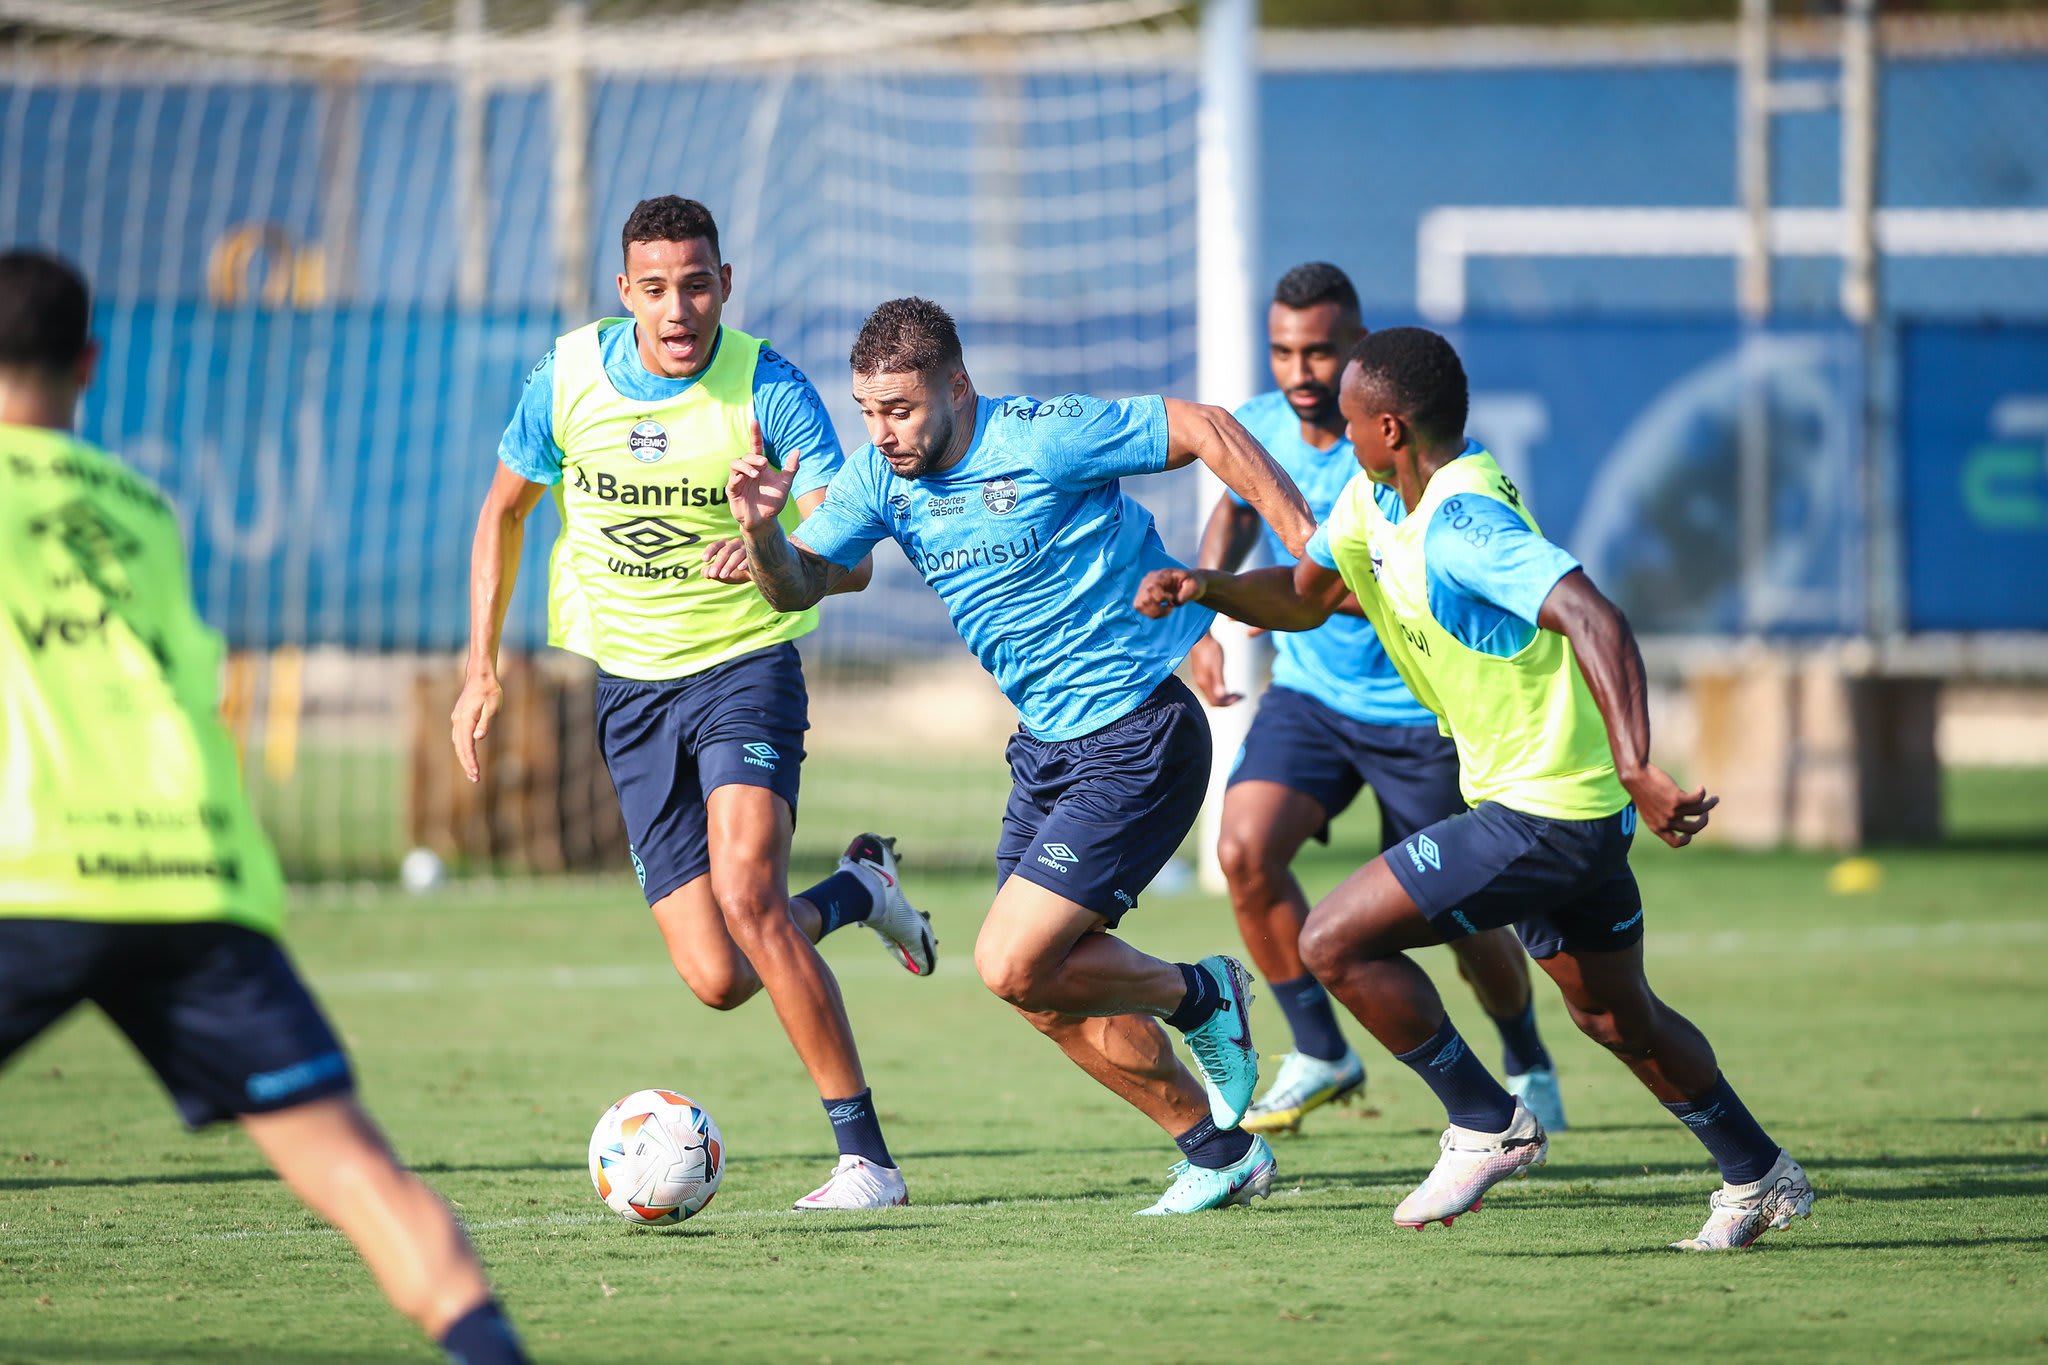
1365;721;1566;1129
975;878;1274;1215
243;1097;524;1361
0;920;97;1073
95;923;527;1362
1528;879;1812;1250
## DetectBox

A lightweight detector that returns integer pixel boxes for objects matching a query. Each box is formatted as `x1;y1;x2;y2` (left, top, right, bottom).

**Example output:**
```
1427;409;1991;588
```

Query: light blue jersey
498;323;843;498
1232;391;1433;726
796;393;1213;742
1306;440;1581;659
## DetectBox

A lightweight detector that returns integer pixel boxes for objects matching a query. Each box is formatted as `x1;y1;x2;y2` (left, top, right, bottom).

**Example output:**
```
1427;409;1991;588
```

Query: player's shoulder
753;344;821;393
3;427;172;515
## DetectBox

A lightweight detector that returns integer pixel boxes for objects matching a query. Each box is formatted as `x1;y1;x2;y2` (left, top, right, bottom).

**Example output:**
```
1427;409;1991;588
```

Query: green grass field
3;783;2046;1362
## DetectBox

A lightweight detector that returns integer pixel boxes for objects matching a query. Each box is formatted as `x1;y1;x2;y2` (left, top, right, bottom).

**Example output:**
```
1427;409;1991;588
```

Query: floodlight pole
1736;0;1772;632
454;0;487;308
551;0;591;324
1195;0;1261;894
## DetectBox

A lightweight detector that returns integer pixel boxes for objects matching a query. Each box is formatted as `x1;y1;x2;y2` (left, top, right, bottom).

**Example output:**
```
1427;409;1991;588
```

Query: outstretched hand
449;671;502;784
726;419;798;533
1622;763;1719;848
1133;567;1204;620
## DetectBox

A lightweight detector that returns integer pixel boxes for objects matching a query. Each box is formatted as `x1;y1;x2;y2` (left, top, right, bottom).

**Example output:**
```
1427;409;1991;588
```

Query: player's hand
1621;763;1719;848
1186;631;1241;707
450;670;503;784
1134;567;1204;620
726;419;796;532
701;537;751;583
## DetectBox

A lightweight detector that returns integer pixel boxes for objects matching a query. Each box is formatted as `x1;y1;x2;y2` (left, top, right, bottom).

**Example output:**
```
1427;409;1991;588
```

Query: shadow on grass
1484;1231;2048;1257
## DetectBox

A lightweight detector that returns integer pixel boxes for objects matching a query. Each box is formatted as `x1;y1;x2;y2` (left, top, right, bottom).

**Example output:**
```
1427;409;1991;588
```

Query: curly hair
1345;327;1468;443
620;196;720;265
849;296;963;377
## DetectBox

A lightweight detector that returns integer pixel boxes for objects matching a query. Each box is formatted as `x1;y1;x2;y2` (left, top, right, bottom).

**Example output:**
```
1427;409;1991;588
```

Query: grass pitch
2;777;2045;1362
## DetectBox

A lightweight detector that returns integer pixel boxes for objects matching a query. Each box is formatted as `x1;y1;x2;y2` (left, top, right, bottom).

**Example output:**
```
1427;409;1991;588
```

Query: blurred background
3;0;2043;884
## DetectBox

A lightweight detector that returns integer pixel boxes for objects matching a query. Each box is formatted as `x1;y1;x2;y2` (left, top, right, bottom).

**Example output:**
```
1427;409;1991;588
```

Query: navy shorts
996;676;1211;926
595;642;808;905
0;919;353;1128
1228;685;1464;849
1386;802;1645;961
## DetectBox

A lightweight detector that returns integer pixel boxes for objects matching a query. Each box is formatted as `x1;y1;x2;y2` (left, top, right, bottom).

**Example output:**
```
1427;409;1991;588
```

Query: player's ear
1381;411;1407;452
718;262;732;302
949;366;971;406
73;338;100;394
615;271;632;310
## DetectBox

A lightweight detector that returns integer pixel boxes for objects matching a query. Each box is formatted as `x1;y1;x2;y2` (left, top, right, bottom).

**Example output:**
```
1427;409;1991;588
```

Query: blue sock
1163;963;1223;1032
822;1088;894;1167
1392;1017;1516;1133
1175;1116;1255;1171
1665;1073;1779;1185
1493;1000;1552;1077
439;1299;529;1365
1270;974;1347;1062
799;869;873;938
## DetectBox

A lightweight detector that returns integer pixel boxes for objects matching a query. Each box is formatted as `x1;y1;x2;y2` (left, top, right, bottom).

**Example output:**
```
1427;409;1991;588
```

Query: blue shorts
596;643;808;905
1386;802;1645;961
0;919;353;1128
997;676;1211;926
1228;685;1463;849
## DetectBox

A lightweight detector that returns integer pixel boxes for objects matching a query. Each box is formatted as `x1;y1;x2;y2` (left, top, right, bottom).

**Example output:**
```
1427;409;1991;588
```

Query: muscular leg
1450;930;1531;1019
973;877;1209;1138
649;874;824;1013
1530;941;1716;1102
1215;781;1329;984
243;1096;505;1344
704;783;863;1099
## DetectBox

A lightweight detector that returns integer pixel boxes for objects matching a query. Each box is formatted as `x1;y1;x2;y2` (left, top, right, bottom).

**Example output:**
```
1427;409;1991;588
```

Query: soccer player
1135;327;1814;1249
0;249;529;1363
1188;263;1564;1136
725;297;1316;1215
450;197;934;1211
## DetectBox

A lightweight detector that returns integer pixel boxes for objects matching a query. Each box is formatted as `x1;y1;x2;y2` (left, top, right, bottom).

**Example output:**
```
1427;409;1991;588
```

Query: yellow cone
1827;856;1884;895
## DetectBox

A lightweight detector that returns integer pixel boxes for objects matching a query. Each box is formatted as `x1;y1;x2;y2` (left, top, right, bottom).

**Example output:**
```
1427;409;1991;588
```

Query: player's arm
727;443;858;612
1160;399;1315;558
1134;556;1350;633
1182;493;1266;704
1538;569;1718;849
702;484;873;594
453;463;550;783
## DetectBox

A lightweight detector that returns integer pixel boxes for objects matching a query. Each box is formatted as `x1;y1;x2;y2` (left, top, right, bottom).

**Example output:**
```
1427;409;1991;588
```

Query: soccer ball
588;1089;724;1226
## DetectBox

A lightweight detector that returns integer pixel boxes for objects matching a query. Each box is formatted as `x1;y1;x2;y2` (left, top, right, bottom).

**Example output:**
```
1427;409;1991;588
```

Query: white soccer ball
588;1089;724;1226
399;846;445;893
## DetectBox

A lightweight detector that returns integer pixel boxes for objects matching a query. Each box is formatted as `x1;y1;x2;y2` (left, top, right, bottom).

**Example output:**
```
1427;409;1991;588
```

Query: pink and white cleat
840;833;936;977
1393;1102;1547;1229
792;1154;910;1211
1671;1150;1814;1250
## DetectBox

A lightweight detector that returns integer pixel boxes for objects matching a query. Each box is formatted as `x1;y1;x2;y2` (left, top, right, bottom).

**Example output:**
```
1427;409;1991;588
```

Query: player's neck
0;373;78;431
929;385;980;476
1298;413;1345;452
1394;438;1467;512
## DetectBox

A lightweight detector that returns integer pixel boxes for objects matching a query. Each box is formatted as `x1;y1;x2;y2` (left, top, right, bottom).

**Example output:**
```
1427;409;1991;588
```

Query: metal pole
453;0;488;308
1841;0;1879;326
1737;0;1772;321
1195;0;1261;895
550;0;590;324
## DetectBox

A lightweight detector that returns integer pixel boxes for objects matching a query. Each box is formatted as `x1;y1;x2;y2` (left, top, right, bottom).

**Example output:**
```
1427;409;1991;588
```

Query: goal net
0;0;1204;880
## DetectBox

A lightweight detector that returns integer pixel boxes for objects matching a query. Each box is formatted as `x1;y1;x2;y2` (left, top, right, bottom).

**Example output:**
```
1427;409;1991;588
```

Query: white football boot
1392;1101;1548;1229
839;833;936;977
792;1155;910;1211
1671;1150;1815;1250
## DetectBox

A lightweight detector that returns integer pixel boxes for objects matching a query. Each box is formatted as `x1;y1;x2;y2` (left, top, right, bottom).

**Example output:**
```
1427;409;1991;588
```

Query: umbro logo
825;1101;863;1124
600;515;699;561
742;741;780;770
1035;841;1077;873
889;491;912;516
1405;834;1441;874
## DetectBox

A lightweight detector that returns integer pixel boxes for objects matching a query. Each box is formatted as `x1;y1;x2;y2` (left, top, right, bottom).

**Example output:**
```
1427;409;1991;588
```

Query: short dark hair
849;297;963;377
0;249;91;374
1345;327;1467;443
1273;261;1360;321
620;196;720;265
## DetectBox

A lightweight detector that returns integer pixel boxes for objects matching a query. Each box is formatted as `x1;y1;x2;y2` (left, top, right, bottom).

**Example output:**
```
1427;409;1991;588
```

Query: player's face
616;237;731;378
854;367;965;479
1268;300;1360;425
1340;359;1399;484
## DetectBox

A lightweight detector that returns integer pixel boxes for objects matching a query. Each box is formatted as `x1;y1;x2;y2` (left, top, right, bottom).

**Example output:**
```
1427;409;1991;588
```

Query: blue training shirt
795;393;1214;742
497;323;843;498
1306;441;1582;659
1231;391;1433;726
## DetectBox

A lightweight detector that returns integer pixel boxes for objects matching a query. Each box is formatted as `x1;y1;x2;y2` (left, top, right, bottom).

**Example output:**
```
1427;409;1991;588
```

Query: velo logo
742;742;779;770
1405;833;1441;874
1035;841;1077;873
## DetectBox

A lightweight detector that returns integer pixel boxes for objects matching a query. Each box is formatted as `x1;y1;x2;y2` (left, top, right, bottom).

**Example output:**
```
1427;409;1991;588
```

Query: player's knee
710;883;790;941
1566;1002;1651;1059
974;944;1046;1011
676;959;756;1012
1297;916;1348;982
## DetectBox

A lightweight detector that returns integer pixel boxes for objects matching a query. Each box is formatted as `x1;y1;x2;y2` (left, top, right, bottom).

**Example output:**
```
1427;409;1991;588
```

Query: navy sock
1163;963;1223;1032
439;1299;529;1365
1664;1073;1780;1185
799;869;873;938
1493;1000;1552;1077
1174;1116;1256;1171
1270;974;1347;1062
1392;1017;1516;1133
822;1088;894;1168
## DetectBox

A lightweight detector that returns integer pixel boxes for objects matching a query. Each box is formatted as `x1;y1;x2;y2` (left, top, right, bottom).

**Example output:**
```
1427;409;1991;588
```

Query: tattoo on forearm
746;529;835;611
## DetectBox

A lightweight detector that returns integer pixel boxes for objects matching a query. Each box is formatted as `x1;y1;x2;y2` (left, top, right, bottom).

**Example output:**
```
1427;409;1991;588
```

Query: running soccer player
726;297;1316;1215
451;197;934;1211
1136;327;1813;1249
0;249;529;1363
1188;263;1564;1136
